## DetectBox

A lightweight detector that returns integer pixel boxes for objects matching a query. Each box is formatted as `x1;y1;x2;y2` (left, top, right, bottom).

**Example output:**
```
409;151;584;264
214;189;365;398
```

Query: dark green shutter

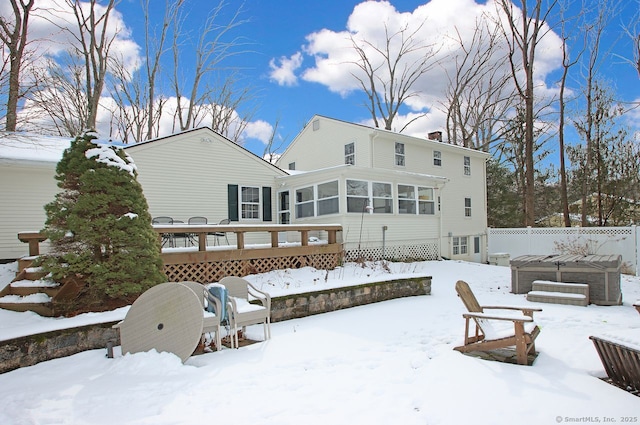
228;184;238;221
262;187;272;222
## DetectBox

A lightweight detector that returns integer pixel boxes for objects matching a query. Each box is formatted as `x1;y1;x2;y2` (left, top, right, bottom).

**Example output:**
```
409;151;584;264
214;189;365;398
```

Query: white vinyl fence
487;226;639;276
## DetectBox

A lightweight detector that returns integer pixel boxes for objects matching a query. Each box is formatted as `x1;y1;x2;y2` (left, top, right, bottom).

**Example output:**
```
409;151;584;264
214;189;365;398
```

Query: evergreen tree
486;159;522;228
40;131;166;312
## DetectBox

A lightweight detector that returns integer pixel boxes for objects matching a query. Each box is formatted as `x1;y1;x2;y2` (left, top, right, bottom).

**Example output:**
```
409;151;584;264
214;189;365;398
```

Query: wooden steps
0;258;58;316
526;280;589;306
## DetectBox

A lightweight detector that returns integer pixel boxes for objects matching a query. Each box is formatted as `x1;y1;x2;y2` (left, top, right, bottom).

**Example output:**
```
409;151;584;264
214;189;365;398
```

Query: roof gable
278;114;489;166
125;127;287;176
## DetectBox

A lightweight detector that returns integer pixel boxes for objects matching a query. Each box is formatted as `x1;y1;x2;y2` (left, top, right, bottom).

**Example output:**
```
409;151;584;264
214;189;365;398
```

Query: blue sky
194;0;638;158
5;0;640;159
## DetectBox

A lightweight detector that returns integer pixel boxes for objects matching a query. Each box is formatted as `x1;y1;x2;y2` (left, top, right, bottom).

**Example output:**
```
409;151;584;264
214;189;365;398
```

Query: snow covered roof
0;133;121;165
0;133;72;164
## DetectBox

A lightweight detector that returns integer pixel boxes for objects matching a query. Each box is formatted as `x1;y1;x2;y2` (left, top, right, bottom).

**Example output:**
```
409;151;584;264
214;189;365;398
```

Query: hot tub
510;254;622;305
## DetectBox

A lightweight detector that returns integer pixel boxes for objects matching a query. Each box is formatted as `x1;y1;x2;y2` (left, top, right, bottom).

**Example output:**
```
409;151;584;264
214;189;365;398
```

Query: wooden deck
16;224;344;283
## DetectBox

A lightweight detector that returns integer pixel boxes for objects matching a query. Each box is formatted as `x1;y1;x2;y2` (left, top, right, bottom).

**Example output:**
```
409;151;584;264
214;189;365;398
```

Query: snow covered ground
0;260;639;424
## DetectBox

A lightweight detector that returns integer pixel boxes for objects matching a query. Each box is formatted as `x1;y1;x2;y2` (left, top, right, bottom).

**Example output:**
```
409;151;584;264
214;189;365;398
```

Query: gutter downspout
437;179;449;260
369;131;378;168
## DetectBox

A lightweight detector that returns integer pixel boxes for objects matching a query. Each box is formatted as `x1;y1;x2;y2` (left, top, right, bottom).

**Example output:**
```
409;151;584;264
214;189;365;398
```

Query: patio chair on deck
219;276;271;348
172;220;190;247
213;218;230;246
188;216;210;246
453;280;542;365
180;281;223;350
152;216;174;247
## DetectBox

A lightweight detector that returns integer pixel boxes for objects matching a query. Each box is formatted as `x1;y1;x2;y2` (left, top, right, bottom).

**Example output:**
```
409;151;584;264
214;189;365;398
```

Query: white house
0;134;72;260
0;128;287;259
0;116;489;262
274;115;490;262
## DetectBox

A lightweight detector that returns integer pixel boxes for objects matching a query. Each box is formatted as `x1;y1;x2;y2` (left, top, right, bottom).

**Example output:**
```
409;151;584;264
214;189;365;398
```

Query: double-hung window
372;182;393;213
346;179;369;213
464;197;472;217
295;186;314;218
464;156;471;176
453;236;468;255
398;184;416;214
345;142;355;165
241;186;260;219
418;187;435;214
398;185;436;215
395;142;405;166
317;181;339;215
434;150;442;166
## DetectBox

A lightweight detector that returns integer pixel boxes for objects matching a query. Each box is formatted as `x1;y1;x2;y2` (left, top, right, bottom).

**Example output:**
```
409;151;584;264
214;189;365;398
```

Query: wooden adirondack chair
453;280;542;365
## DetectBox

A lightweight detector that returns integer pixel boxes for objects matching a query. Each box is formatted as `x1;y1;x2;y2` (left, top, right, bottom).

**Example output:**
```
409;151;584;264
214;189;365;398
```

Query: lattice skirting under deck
344;243;440;262
163;252;342;283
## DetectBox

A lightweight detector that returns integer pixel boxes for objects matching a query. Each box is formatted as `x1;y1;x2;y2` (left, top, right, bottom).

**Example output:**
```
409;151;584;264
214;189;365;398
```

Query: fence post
635;225;639;277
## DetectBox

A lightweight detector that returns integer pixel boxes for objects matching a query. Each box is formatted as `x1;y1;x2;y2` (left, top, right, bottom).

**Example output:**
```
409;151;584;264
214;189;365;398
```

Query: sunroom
276;165;449;261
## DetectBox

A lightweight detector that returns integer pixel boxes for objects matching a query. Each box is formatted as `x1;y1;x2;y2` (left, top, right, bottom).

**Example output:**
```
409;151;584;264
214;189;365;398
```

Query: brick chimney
428;131;442;141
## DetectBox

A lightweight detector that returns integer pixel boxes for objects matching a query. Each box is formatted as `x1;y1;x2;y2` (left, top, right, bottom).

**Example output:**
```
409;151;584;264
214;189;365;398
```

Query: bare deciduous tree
204;73;257;143
570;82;639;225
107;0;180;143
0;0;34;131
67;0;117;131
30;56;89;136
496;0;558;226
557;2;584;227
349;21;440;132
442;18;515;150
573;0;621;226
170;0;249;132
28;0;120;135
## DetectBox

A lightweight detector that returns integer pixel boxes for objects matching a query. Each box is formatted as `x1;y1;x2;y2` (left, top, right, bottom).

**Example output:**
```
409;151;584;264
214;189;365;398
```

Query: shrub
40;132;166;313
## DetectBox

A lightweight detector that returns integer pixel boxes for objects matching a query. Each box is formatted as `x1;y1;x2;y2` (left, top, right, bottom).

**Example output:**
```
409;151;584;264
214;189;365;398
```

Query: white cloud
285;0;564;121
268;52;304;86
243;120;274;144
0;0;142;78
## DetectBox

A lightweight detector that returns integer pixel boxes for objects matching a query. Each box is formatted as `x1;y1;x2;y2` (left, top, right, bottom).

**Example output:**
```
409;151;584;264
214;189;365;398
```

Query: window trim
464;197;472;218
395;142;405;167
346;179;370;213
433;150;442;166
398;184;436;215
295;186;315;218
344;142;355;165
277;190;290;224
240;186;261;220
316;180;340;216
453;236;468;255
371;181;393;214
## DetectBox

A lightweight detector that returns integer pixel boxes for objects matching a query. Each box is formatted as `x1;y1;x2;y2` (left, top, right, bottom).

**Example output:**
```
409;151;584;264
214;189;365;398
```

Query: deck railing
18;224;344;282
151;223;341;251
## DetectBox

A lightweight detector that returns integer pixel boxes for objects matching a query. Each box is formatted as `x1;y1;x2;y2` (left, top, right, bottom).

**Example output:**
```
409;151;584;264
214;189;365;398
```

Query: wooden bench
589;335;640;394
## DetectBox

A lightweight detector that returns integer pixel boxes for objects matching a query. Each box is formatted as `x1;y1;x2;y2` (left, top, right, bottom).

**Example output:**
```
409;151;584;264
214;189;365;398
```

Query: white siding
277;115;489;262
278;117;373;171
126;128;287;246
0;163;57;259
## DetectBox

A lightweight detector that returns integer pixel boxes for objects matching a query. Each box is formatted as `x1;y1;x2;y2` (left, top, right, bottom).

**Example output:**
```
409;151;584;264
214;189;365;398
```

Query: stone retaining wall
0;276;431;374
